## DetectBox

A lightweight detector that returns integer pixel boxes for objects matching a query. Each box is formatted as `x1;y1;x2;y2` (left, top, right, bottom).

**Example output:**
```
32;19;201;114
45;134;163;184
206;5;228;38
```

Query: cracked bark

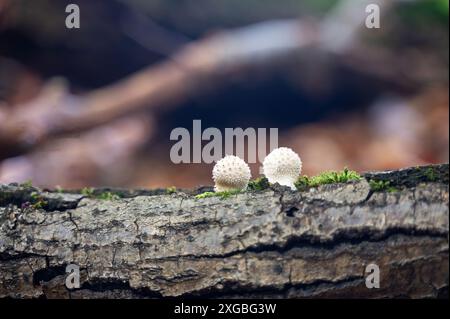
0;164;448;299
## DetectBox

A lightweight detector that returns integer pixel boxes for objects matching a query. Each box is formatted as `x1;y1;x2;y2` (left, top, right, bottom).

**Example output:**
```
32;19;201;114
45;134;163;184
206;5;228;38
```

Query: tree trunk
0;164;448;299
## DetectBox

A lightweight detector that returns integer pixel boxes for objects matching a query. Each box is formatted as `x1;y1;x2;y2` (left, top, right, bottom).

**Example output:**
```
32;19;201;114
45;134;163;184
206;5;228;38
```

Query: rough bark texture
0;164;448;299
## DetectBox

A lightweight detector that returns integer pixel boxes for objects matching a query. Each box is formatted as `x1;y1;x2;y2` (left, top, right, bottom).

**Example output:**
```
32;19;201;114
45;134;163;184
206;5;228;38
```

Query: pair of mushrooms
212;147;302;191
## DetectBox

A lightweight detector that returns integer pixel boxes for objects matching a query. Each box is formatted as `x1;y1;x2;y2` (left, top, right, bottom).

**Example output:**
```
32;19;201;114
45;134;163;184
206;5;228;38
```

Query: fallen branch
1;1;409;160
0;19;317;159
0;164;448;298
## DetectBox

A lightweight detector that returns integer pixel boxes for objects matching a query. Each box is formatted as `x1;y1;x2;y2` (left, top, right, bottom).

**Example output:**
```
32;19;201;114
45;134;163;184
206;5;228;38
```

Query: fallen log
0;164;448;298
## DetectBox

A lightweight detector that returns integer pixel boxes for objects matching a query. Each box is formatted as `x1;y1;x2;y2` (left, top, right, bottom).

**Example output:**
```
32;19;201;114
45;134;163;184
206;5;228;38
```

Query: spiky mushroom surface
263;147;302;190
212;155;251;192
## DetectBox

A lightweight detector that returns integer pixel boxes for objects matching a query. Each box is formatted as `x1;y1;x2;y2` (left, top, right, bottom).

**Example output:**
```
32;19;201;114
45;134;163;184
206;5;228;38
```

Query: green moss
30;191;48;209
31;200;47;209
166;186;177;194
20;180;33;188
195;191;216;199
195;177;267;199
294;176;312;190
295;168;361;190
195;189;242;199
247;177;270;191
369;180;398;193
55;186;64;193
81;188;121;200
424;167;437;182
97;192;121;201
81;187;95;197
30;191;40;201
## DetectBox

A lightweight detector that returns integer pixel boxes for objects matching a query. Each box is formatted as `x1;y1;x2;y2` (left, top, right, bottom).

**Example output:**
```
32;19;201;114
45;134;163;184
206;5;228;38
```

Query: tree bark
0;164;448;299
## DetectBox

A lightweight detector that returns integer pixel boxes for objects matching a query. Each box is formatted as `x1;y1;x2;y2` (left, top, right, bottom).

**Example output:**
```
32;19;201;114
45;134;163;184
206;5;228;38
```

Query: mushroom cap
213;155;251;192
263;147;302;189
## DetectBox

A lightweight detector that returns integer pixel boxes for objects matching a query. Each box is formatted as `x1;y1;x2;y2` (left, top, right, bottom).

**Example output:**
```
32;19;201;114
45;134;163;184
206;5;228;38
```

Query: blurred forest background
0;0;448;189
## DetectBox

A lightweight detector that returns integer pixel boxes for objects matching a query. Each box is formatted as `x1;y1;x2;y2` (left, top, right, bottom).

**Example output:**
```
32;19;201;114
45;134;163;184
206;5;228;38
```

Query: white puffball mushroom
212;155;251;192
263;147;302;190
